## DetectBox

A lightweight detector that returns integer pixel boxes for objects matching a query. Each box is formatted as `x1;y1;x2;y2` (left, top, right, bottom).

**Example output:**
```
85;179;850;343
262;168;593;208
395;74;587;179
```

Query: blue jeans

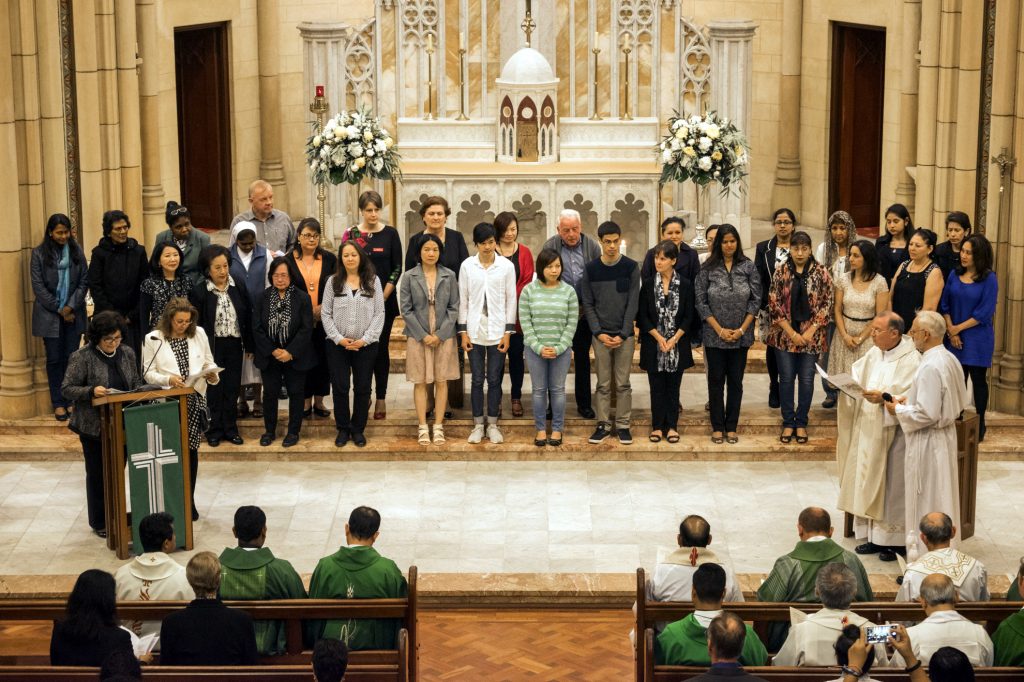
44;322;81;408
524;346;572;432
818;322;838;401
776;350;816;428
468;343;506;420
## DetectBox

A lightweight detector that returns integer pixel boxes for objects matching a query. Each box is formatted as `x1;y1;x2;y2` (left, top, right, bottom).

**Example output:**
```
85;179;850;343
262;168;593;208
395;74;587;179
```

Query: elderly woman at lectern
61;311;145;539
142;296;219;522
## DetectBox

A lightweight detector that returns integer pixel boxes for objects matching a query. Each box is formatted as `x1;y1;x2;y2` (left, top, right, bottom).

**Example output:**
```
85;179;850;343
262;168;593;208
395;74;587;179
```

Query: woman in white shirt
141;297;218;521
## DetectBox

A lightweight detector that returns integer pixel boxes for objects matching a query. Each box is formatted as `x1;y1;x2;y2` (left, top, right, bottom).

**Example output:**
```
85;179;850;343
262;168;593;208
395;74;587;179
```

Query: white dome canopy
498;47;557;84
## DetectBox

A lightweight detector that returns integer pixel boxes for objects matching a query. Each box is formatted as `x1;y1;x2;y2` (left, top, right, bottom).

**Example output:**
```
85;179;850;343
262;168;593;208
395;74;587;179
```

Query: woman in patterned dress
143;297;218;521
828;240;889;380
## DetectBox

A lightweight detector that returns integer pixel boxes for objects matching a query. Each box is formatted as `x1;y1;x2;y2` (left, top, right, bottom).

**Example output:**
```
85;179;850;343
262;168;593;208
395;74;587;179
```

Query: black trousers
705;346;749;433
304;324;331;398
501;332;526;401
963;364;989;438
326;341;378;434
648;370;684;431
189;447;199;514
261;359;307;436
766;342;779;393
571;315;593;411
208;337;243;439
80;435;105;531
371;308;398;400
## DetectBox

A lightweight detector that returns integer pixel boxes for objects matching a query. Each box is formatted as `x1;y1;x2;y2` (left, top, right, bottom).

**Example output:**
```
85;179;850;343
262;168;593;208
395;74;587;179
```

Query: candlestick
456;47;469;121
309;87;329;230
424;36;435;120
590;46;602;121
521;0;536;46
622;38;633;121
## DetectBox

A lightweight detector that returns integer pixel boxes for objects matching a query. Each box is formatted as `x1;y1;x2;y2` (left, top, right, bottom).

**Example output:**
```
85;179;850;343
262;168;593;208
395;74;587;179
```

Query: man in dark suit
159;551;258;665
754;211;795;409
688;611;768;681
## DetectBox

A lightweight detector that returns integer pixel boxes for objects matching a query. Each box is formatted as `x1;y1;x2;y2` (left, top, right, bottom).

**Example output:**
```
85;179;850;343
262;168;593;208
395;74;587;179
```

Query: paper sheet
815;363;865;399
185;366;223;387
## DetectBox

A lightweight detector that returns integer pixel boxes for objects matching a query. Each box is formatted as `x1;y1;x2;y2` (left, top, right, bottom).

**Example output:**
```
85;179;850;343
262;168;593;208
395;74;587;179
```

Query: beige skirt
406;302;460;384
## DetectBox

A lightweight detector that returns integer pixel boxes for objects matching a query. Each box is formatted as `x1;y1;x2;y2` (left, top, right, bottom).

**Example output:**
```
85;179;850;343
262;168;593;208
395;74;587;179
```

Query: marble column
914;0;940;223
894;0;921;214
136;0;165;248
770;0;802;216
114;0;143;229
256;0;289;214
707;20;756;244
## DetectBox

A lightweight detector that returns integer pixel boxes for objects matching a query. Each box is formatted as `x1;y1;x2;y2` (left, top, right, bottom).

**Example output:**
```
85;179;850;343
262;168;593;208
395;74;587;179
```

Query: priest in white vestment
836;312;920;561
897;512;989;602
891;574;994;667
886;312;968;560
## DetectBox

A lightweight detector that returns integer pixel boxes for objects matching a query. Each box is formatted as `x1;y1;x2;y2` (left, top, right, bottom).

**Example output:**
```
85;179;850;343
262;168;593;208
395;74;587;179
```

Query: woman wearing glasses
754;208;797;410
61;312;145;538
88;210;149;358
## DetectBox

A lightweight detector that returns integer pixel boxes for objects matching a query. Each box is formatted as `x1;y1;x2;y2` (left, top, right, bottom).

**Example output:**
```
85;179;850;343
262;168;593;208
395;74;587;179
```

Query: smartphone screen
865;624;896;644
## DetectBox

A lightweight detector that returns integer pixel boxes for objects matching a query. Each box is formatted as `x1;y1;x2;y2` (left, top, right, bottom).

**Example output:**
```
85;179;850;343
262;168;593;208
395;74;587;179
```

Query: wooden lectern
843;413;980;541
93;387;195;559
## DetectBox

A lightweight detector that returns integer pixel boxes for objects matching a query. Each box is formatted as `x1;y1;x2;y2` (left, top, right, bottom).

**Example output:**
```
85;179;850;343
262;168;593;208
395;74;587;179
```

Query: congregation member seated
657;564;767;666
927;646;978;681
313;638;350;682
891;573;993;667
833;624;879;682
308;505;408;649
159;551;258;665
993;558;1024;666
840;624;932;682
114;512;193;648
688;611;768;681
219;505;307;655
99;649;143;681
757;507;872;651
896;512;989;602
647;514;744;604
50;569;134;666
773;563;887;667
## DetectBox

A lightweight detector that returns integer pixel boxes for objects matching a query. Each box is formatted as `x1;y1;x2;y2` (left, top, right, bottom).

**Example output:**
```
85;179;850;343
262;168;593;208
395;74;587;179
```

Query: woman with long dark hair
343;191;403;420
889;228;944;329
695;224;761;444
876;203;914;285
288;217;337;418
50;569;134;665
139;241;192;333
755;208;797;409
829;240;888;379
934;211;972;279
815;211;855;408
494;210;534;417
941;233;997;441
322;241;384;447
641;216;701;282
31;213;88;421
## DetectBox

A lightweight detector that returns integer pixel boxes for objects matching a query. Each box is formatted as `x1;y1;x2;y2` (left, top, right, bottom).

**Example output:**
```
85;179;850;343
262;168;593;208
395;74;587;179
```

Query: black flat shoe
822;397;837;409
259;433;274;447
55;409;70;421
779;428;794;444
335;430;350;447
352;432;367;447
92;527;107;538
578;407;596;419
206;437;221;447
547;436;562;446
303;408;313;418
878;549;898;562
795;429;808;444
855;542;881;555
282;433;299;447
192;507;199;521
228;435;244;445
535;437;548;447
313;407;330;418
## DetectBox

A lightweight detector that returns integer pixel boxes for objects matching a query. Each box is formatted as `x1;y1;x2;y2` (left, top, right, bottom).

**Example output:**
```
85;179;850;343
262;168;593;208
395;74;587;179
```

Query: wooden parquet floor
418;609;634;681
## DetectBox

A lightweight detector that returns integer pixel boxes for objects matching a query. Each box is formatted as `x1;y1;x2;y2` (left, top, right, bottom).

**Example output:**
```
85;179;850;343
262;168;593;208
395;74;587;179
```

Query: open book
815;364;865;400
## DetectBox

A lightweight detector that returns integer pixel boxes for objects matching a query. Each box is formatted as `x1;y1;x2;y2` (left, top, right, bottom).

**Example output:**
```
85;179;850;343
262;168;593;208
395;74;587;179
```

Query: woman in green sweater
519;248;579;446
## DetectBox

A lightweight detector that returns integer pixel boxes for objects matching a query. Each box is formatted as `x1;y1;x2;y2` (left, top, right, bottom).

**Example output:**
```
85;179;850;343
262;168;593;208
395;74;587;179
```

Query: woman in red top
494;211;534;417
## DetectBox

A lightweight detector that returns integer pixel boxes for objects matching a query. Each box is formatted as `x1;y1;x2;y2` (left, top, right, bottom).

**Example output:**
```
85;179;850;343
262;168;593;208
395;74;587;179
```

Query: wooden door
828;24;885;235
175;24;232;230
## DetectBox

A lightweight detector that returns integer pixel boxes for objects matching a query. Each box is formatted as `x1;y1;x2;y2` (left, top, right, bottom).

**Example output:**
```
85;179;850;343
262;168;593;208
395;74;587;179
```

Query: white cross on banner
130;423;179;513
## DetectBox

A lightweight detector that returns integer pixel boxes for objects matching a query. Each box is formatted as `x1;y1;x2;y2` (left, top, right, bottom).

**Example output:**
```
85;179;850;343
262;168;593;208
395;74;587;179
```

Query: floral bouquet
306;106;400;186
658;110;749;193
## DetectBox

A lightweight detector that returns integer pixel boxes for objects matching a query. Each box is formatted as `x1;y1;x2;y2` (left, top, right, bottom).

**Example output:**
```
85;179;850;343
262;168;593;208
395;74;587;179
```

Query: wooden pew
0;566;417;679
635;567;1023;681
643;629;1022;681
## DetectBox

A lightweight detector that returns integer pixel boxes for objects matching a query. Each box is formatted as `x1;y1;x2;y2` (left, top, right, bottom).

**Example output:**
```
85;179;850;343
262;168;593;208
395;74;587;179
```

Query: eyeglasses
300;233;320;240
169;206;189;217
101;334;123;344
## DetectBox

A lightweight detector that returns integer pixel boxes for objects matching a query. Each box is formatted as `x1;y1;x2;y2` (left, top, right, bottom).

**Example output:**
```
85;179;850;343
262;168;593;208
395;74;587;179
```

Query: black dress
875;233;908;286
891;261;938;329
50;620;133;666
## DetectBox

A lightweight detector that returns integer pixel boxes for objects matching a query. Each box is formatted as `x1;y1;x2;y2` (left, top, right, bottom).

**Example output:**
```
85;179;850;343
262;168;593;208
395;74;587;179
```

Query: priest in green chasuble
218;506;307;655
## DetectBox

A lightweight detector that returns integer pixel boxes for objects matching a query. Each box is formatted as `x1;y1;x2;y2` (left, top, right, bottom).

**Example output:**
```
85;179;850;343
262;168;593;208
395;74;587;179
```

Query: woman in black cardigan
638;240;695;444
50;569;134;666
190;244;253;447
254;257;315;447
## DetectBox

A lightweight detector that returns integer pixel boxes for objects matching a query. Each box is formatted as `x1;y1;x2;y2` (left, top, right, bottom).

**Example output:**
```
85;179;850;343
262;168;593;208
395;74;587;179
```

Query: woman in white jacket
141;296;219;521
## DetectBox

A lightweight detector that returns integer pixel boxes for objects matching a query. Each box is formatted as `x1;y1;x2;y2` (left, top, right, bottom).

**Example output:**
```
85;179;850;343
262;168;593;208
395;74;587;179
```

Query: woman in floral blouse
767;231;834;444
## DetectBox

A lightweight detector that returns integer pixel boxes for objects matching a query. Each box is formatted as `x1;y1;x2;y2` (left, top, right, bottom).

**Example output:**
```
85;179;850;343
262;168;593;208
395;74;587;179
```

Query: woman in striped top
519;248;579;446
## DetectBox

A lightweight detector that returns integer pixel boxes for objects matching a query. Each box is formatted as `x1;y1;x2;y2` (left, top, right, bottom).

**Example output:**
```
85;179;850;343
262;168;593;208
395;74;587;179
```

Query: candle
624;32;632;50
315;85;324;98
526;0;532;16
460;31;465;51
426;33;433;51
594;31;600;47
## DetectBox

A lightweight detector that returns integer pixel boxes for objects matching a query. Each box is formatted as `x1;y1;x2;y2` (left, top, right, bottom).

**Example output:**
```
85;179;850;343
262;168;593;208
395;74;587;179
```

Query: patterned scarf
655;272;680;373
268;285;293;347
140;276;193;328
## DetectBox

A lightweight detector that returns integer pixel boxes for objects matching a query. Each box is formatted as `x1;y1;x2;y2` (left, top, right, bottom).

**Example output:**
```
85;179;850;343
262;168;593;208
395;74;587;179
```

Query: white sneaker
468;424;485;444
487;423;503;444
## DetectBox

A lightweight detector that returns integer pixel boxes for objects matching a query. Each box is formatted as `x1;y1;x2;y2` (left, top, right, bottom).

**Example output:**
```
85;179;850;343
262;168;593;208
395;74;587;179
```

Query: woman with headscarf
229;221;269;418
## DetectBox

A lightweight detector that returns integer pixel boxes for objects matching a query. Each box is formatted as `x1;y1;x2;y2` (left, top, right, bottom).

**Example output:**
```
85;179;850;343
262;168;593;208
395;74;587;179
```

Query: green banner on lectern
124;401;187;554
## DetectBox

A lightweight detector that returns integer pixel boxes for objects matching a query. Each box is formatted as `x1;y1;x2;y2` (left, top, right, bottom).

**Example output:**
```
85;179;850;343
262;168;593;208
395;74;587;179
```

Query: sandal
795;429;809;444
432;424;446;445
780;428;794;444
711;432;724;444
251;404;263;419
418;425;431;445
313;406;331;418
54;407;69;422
666;431;680;444
649;430;663;443
726;433;739;444
511;399;524;417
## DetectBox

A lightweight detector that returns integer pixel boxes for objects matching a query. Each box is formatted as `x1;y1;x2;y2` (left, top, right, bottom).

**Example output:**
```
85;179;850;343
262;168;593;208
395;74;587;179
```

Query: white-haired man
229;179;294;257
885;311;968;560
543;208;601;419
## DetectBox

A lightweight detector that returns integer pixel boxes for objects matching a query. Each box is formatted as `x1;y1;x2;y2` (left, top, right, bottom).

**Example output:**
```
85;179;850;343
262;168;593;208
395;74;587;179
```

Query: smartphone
865;624;897;644
881;392;894;403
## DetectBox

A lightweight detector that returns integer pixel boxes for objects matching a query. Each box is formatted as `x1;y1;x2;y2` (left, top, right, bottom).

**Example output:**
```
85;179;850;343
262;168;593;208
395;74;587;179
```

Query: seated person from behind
313;638;350;682
687;611;769;682
896;512;989;602
113;512;193;647
992;557;1024;666
50;569;134;666
648;514;744;605
891;573;993;667
308;505;408;650
773;562;888;667
159;551;258;665
833;624;879;682
219;505;307;655
657;563;767;666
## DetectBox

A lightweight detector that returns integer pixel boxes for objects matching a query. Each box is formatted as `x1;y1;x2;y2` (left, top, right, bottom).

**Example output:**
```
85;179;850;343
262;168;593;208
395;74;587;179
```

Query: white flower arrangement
658;110;749;192
306;106;400;186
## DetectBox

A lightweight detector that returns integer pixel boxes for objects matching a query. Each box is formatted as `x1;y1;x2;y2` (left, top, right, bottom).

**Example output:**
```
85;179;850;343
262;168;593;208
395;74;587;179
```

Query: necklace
97;346;116;358
296;253;318;292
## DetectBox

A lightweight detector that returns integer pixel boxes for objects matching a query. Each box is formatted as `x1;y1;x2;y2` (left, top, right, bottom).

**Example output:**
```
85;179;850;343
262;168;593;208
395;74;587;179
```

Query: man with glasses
837;311;920;562
229;179;295;257
755;210;796;409
885;311;968;560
